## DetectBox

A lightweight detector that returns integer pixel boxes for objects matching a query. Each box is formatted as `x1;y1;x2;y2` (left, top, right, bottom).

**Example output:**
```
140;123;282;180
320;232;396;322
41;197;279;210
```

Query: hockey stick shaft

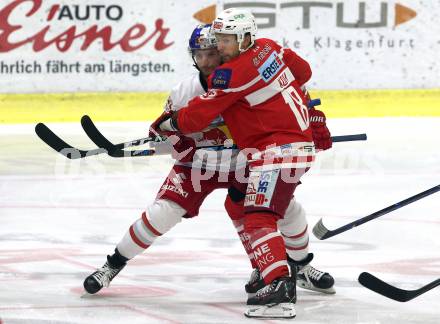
81;115;366;157
111;134;366;149
358;272;440;302
87;133;366;158
313;184;440;240
36;117;367;159
332;134;367;142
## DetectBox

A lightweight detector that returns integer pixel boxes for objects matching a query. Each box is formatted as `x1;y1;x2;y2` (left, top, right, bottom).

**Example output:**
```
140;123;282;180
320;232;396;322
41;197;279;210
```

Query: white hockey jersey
155;72;246;171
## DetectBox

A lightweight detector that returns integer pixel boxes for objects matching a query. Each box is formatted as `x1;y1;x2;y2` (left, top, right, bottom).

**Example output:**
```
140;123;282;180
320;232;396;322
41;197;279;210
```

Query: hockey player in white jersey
83;24;335;302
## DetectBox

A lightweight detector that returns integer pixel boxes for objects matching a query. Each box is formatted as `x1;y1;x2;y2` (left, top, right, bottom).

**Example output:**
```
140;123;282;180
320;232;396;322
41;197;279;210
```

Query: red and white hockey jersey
177;38;313;152
155;71;246;171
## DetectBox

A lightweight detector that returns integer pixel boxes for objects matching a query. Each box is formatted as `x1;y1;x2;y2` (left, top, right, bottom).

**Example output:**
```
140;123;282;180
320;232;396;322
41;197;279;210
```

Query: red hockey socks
225;196;257;268
244;212;289;284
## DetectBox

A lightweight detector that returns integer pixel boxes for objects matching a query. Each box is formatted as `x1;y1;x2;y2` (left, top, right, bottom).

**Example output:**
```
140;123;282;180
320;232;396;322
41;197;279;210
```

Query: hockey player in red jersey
84;21;334;319
152;8;333;318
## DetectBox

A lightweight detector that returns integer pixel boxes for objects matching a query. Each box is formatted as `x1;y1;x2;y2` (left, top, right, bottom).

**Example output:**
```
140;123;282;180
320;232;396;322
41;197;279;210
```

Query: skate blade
80;291;94;298
244;303;296;319
298;281;336;294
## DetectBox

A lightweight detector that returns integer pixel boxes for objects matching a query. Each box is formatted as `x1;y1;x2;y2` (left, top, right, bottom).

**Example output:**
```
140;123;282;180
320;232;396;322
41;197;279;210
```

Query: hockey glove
149;111;178;141
309;109;332;151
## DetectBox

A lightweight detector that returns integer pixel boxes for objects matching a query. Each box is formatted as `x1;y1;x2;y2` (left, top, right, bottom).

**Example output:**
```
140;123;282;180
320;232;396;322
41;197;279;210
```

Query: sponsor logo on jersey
257;171;271;192
244;169;280;207
258;51;284;82
252;44;271;66
246;181;257;195
161;184;188;198
212;68;232;89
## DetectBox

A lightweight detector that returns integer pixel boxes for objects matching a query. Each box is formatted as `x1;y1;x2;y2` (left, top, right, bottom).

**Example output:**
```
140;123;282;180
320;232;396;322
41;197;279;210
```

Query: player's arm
150;89;238;135
176;89;238;134
281;47;332;150
283;48;312;87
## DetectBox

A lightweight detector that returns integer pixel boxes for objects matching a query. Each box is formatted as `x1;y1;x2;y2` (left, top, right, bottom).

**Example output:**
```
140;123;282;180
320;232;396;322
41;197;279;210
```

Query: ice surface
0;118;439;323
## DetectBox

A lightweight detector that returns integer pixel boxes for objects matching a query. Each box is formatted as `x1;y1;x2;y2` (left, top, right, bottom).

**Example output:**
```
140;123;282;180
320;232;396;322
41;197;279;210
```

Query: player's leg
83;165;208;294
224;186;257;269
83;198;186;294
245;197;335;295
243;167;298;318
279;198;335;294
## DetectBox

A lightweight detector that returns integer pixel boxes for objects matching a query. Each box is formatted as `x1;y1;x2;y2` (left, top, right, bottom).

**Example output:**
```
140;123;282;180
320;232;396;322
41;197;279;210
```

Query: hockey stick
332;134;367;142
35;123;107;159
35;120;237;159
36;117;367;159
358;272;440;302
312;184;440;240
81;115;367;156
80;115;238;157
80;115;155;157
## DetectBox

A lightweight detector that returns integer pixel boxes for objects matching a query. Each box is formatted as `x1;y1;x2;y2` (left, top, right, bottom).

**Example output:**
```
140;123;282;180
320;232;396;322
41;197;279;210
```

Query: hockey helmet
211;8;257;52
188;24;217;56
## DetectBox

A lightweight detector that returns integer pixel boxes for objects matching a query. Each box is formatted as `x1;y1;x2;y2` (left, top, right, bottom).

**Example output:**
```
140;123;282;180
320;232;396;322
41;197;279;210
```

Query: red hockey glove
149;111;176;141
168;135;197;163
309;109;332;151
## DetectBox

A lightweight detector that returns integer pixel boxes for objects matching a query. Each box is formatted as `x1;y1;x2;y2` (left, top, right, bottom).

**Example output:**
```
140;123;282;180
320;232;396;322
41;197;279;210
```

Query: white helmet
212;8;257;52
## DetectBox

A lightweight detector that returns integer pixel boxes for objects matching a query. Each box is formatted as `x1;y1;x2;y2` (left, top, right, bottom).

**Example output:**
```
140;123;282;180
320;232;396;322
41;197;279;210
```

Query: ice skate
292;253;335;294
83;255;126;294
244;267;265;298
245;276;297;319
245;253;335;295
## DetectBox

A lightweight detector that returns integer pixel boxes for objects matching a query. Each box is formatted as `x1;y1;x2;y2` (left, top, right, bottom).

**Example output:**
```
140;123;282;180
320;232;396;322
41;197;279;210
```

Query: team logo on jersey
258;51;284;83
200;89;218;100
212;68;232;89
277;72;289;88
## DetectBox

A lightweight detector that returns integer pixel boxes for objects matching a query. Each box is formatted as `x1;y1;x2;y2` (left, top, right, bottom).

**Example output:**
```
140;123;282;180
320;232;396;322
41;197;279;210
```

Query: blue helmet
188;24;217;55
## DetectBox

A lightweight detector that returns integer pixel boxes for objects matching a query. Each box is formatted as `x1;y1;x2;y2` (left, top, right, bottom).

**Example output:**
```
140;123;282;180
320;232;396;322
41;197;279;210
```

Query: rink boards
2;89;440;123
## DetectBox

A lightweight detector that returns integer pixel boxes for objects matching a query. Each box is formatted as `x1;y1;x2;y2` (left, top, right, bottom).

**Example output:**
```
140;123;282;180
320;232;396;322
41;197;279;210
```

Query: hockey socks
245;212;290;284
225;196;257;268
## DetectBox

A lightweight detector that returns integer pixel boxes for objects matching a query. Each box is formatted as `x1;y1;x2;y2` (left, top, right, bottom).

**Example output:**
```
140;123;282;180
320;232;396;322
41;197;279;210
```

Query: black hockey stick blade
35;123;106;159
80;115;155;157
358;272;440;302
312;184;440;240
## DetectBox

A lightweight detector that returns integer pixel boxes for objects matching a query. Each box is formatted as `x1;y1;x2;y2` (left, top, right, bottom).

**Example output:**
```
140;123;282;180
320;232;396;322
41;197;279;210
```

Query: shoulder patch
211;68;232;89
